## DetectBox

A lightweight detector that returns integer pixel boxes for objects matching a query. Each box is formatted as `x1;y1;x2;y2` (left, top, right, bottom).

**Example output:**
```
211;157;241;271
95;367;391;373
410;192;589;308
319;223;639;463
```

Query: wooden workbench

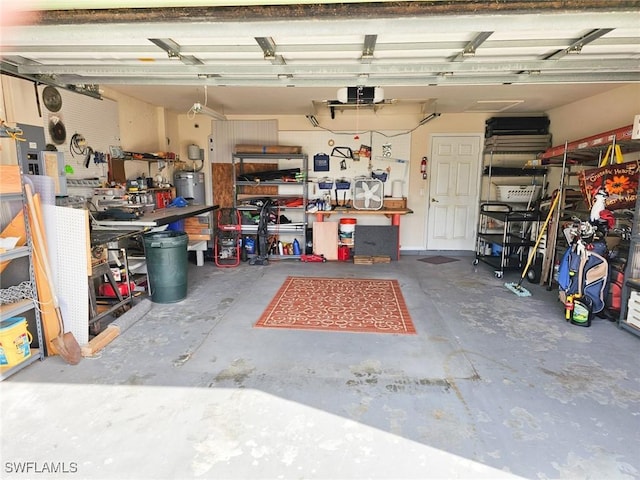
93;204;218;228
310;207;412;225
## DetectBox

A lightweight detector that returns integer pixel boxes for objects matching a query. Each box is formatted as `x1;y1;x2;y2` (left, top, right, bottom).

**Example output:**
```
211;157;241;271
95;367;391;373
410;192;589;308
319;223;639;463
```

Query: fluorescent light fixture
418;112;441;126
193;103;227;121
306;115;319;127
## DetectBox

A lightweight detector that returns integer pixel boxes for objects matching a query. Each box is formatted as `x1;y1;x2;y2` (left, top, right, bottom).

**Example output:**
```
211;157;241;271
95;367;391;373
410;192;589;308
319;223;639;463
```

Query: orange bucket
339;218;357;246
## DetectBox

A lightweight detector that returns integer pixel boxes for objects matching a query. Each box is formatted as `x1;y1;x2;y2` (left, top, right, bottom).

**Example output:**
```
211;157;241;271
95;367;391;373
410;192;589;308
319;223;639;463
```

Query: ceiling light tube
306;115;319;127
194;103;227;121
418;112;441;126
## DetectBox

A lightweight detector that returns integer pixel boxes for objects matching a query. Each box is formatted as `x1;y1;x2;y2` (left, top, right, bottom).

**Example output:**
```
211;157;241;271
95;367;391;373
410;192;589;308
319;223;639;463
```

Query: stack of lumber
353;255;391;265
235;145;302;154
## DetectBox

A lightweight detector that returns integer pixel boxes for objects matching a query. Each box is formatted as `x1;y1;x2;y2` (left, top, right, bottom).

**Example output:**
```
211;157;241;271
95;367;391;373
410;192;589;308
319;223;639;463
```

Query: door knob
431;198;439;203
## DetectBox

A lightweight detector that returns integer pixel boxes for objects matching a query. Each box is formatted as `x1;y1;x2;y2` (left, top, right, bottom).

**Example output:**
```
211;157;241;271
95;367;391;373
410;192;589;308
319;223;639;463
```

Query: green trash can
143;230;189;303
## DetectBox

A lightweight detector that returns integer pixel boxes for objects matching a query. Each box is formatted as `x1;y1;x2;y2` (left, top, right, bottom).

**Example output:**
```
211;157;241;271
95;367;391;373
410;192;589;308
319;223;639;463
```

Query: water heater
174;171;205;205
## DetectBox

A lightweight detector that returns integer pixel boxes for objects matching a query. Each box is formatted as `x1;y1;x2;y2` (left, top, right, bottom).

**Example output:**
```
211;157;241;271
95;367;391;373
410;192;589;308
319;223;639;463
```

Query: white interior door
426;135;482;251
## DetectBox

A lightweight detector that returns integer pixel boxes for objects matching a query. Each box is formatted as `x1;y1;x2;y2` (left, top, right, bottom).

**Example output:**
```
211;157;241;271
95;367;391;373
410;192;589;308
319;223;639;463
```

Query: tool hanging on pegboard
331;146;353;170
93;151;108;165
70;132;94;167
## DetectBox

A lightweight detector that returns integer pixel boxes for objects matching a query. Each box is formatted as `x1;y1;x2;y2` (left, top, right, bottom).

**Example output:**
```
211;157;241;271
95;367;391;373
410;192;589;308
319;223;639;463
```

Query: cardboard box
383;197;407;209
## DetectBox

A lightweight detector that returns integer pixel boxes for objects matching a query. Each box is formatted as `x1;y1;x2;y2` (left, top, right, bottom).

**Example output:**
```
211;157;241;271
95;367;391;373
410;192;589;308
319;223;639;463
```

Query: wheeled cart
474;203;541;278
214;208;242;267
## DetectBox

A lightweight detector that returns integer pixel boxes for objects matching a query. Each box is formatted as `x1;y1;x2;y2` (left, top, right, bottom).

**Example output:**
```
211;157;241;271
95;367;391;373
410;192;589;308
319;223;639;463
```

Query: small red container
99;281;135;297
338;245;351;261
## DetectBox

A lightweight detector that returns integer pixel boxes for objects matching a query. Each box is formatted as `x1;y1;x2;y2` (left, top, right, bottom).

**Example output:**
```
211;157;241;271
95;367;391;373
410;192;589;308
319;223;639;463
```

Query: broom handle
518;192;561;283
24;184;64;335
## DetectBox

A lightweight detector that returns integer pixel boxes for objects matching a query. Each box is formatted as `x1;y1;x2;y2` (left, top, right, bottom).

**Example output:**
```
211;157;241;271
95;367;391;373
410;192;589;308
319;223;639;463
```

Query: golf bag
605;260;626;318
558;244;609;325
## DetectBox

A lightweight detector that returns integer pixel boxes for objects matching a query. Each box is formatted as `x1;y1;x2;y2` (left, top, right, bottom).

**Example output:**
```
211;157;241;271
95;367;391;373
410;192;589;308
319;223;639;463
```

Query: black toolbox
485;116;550;137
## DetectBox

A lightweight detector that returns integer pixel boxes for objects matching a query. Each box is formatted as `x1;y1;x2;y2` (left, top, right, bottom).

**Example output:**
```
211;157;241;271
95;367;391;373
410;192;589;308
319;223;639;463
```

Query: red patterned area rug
255;276;416;334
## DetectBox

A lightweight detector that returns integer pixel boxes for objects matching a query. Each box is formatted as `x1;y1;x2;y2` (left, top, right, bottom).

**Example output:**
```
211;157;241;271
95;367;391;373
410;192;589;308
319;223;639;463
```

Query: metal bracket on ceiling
543;28;614;60
255;37;287;67
255;37;276;59
361;35;377;64
450;31;493;62
149;38;203;65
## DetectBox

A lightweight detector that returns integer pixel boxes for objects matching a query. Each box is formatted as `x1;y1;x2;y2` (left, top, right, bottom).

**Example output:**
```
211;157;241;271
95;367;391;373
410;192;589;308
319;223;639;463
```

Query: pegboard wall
279;130;411;201
45;204;89;346
38;85;120;182
212;120;278;163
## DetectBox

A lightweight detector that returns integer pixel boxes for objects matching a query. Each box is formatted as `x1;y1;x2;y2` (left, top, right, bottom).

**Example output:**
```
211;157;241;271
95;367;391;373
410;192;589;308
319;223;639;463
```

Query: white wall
102;87;181;182
545;84;640;192
547;84;640;145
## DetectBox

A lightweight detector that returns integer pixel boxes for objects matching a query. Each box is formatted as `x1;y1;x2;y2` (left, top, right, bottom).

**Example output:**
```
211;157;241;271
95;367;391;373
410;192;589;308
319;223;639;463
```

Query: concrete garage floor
2;254;640;479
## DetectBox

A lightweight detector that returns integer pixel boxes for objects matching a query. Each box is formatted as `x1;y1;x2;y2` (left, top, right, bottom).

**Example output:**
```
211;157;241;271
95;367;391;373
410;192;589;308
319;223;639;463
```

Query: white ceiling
1;3;639;117
103;83;625;117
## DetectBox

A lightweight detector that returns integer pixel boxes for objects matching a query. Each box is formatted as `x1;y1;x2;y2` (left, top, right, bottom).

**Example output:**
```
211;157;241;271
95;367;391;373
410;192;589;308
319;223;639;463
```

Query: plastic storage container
495;185;541;203
317;177;334;189
0;317;32;367
143;230;189;303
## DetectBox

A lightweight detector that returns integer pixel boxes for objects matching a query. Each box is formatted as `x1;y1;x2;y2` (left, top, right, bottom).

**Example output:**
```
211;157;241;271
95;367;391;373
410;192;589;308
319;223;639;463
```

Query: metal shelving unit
1;168;45;381
538;124;640;289
540;125;639;163
618;192;640;337
231;152;308;260
474;203;541;278
475;136;549;278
